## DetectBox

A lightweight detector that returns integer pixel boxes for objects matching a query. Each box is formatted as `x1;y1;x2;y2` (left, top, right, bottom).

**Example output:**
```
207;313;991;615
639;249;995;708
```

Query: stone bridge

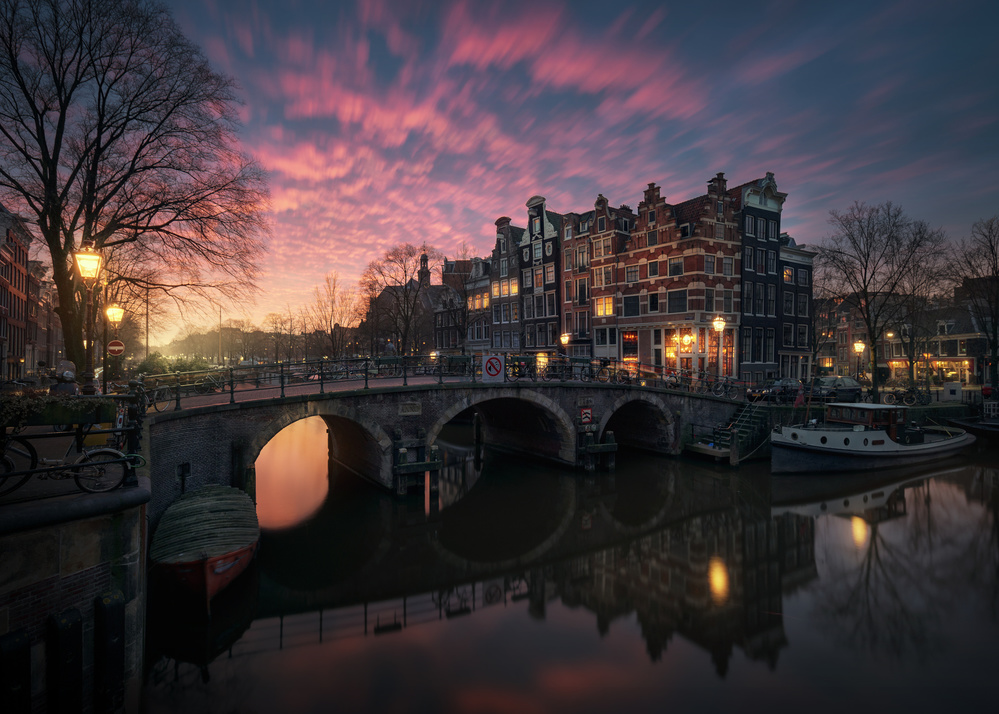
146;382;739;523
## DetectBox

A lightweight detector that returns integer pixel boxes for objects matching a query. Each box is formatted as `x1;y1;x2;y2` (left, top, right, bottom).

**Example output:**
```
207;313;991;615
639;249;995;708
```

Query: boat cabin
826;403;908;441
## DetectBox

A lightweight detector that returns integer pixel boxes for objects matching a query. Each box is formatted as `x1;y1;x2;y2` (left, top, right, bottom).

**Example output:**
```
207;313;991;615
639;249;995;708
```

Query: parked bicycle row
1;396;146;497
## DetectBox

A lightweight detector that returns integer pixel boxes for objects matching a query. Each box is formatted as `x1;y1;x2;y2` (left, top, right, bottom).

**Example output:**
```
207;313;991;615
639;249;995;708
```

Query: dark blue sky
171;0;999;319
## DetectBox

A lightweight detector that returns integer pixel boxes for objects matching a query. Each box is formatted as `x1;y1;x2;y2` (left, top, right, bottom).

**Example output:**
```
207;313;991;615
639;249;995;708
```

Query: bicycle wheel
152;385;171;411
596;367;610;383
578;367;591;383
1;436;38;496
902;391;917;406
73;449;128;493
918;392;931;406
712;381;726;397
883;391;897;405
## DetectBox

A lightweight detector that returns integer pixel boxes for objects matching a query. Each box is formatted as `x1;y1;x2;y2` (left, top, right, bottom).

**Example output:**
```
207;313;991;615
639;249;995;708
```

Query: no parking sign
483;355;505;383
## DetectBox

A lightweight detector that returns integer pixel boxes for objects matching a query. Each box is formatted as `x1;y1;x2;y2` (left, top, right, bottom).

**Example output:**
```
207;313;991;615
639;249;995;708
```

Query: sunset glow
170;0;999;326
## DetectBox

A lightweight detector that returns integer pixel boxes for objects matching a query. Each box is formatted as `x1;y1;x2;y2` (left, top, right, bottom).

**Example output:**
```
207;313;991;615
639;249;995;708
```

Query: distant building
0;203;33;380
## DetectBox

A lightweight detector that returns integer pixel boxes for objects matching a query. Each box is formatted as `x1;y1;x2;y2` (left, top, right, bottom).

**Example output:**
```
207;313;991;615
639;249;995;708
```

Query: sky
169;0;999;328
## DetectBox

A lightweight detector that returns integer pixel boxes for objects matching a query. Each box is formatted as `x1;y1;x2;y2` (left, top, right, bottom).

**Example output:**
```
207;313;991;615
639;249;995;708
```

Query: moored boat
150;485;260;611
946;400;999;442
771;403;975;475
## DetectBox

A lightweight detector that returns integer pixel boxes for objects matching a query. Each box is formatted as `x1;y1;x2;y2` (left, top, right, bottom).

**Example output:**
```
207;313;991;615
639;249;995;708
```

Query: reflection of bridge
161;461;813;677
147;381;739;522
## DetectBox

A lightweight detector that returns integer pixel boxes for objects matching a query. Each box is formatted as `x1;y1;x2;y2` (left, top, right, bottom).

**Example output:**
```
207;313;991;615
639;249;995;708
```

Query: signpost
107;340;125;356
483;355;505;383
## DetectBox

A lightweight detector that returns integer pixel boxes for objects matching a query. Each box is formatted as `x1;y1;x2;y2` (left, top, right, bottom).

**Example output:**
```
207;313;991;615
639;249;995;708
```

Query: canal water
142;417;999;713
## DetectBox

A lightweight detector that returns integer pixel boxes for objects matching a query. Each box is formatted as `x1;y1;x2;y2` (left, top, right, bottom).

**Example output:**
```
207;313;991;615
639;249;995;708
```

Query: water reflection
144;437;999;713
254;416;330;529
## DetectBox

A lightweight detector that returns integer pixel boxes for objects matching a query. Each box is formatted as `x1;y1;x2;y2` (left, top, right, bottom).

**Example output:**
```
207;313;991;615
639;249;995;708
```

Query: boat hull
155;541;258;609
150;485;260;612
945;417;999;442
771;426;975;474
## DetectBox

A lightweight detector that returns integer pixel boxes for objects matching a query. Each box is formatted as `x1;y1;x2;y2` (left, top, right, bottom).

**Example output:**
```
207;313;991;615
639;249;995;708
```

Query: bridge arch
245;402;395;486
597;392;678;454
426;388;577;465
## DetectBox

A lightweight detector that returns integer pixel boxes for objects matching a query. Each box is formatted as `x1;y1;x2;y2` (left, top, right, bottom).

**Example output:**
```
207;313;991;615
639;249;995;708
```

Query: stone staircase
711;401;770;460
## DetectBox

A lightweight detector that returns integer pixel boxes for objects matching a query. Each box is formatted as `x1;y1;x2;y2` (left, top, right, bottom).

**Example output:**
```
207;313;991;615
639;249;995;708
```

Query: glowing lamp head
712;316;725;332
105;304;124;327
853;340;865;355
560;332;570;346
73;245;103;284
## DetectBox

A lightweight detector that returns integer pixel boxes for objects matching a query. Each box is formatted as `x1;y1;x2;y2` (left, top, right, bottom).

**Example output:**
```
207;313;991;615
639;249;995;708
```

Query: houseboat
771;403;975;475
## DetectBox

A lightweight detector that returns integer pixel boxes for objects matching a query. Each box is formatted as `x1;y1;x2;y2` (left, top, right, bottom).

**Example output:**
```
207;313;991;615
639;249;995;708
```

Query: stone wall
0;489;147;713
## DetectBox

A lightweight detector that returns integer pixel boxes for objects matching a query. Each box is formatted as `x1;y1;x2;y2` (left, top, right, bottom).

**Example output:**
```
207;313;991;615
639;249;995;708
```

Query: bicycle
711;376;740;399
1;425;133;496
195;371;227;394
541;359;573;382
506;359;536;382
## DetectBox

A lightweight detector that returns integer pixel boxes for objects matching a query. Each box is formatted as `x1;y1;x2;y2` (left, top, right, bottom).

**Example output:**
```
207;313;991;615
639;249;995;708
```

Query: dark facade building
728;173;789;383
0;204;33;381
489;216;526;353
520;196;564;355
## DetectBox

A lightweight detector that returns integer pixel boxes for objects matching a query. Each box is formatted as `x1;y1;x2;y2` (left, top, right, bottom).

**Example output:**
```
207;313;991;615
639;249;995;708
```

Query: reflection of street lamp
853;340;864;380
73;244;103;394
712;316;725;377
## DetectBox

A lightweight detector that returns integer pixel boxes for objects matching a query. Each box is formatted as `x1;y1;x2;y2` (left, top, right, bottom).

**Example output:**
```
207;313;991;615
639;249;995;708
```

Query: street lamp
712;316;725;377
106;304;124;383
853;339;865;380
73;244;103;394
560;332;570;356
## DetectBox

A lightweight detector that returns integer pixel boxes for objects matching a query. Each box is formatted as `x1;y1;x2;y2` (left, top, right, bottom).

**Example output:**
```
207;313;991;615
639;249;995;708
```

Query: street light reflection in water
254;416;329;529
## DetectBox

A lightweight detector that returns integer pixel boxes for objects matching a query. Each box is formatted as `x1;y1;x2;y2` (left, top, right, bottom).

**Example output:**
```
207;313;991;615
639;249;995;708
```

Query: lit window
784;267;794;283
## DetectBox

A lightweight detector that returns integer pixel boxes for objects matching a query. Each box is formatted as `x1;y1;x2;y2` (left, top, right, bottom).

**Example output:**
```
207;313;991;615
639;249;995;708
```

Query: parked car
746;378;803;403
807;375;864;403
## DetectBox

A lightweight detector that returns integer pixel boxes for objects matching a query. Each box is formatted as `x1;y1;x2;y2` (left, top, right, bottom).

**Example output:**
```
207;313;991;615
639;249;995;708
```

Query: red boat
151;485;260;612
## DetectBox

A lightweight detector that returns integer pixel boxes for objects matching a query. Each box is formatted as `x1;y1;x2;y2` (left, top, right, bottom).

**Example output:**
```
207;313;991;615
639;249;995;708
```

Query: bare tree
952;217;999;393
306;271;361;360
0;0;268;371
892;225;947;385
359;243;441;356
439;242;475;355
819;202;944;401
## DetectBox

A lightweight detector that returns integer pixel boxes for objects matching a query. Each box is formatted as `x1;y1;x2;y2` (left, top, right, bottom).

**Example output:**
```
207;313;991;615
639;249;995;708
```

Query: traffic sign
483;355;505;383
107;339;125;356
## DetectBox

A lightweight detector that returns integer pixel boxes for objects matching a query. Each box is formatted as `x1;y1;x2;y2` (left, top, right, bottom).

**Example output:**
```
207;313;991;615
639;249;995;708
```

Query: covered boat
947;400;999;442
151;485;260;611
771;403;975;475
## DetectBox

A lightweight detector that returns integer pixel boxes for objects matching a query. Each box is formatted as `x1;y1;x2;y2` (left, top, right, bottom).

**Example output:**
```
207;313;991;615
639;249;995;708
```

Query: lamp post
73;244;103;394
560;332;570;357
712;316;725;377
853;340;865;381
105;304;124;384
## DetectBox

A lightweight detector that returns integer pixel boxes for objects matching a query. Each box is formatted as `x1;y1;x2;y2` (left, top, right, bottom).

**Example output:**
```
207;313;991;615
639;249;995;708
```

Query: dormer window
598;216;606;232
532;217;541;234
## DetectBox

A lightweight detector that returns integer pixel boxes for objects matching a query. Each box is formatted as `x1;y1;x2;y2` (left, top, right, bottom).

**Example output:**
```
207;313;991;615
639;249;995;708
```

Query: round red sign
107;339;125;356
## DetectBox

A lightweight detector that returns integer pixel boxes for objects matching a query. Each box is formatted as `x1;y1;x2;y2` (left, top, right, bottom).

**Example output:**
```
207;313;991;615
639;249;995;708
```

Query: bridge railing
138;356;751;411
